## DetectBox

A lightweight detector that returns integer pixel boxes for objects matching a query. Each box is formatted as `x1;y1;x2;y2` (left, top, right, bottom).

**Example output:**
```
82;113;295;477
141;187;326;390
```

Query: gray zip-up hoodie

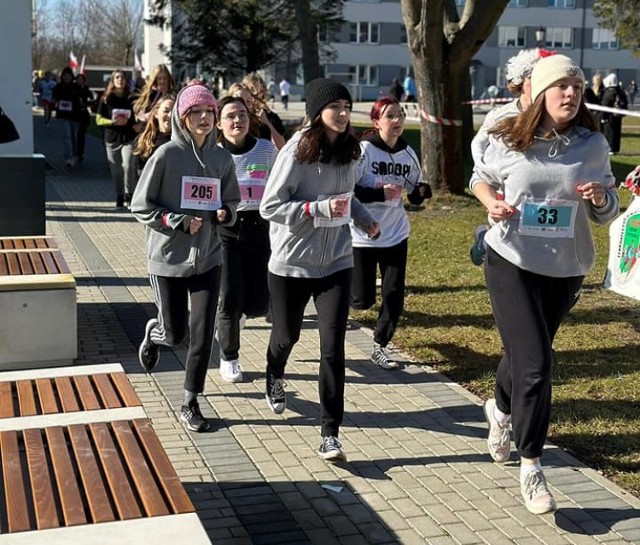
260;130;375;278
131;87;240;277
470;126;619;277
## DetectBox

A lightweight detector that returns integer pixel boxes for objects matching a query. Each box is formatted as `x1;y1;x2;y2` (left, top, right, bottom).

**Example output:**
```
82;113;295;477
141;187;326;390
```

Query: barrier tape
462;98;514;105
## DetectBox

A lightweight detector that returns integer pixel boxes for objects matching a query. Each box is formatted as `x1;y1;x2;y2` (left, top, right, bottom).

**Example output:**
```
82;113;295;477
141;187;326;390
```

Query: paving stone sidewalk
33;114;640;545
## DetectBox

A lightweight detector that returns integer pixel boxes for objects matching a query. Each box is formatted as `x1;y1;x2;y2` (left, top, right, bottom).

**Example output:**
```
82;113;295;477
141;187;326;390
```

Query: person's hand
113;115;128;126
487;198;517;222
216;209;228;223
577;182;607;208
189;216;203;234
383;184;402;201
132;122;144;134
366;222;380;239
329;197;350;218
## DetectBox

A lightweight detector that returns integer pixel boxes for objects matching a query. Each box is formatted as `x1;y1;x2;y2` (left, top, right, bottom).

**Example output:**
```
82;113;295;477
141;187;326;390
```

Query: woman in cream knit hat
470;54;619;515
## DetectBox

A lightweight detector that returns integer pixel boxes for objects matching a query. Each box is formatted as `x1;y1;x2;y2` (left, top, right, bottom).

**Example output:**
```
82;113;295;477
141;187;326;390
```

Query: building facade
323;0;639;101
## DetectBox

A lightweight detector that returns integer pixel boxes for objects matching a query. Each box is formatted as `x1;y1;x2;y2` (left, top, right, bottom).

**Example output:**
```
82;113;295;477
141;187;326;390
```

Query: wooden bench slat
133;419;195;514
73;375;101;411
93;373;122;409
0;382;15;418
55;377;80;413
0;254;7;276
45;426;87;526
89;422;142;520
67;424;116;524
31;253;47;275
112;420;169;517
1;430;31;532
6;253;20;275
17;380;38;416
23;428;59;530
51;251;71;275
41;251;58;274
17;252;34;275
110;372;142;407
35;378;59;414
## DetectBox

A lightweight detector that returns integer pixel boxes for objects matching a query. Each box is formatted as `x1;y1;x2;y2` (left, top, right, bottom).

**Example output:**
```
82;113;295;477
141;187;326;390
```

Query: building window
508;0;528;6
545;27;573;48
498;26;525;47
349;22;380;44
348;65;379;86
593;28;619;50
548;0;575;7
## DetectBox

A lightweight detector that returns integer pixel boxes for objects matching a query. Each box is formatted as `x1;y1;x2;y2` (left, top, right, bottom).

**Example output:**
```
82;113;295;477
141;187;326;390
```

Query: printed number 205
191;185;213;200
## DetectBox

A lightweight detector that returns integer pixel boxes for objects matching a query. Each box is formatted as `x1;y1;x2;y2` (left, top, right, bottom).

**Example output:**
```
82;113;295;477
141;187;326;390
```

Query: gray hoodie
131;86;240;277
260;130;375;278
470;126;619;277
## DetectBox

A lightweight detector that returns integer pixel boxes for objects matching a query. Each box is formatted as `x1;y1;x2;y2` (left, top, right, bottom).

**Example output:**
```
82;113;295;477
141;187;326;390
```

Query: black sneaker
265;370;286;414
138;319;160;371
116;194;125;209
318;436;347;462
180;399;210;432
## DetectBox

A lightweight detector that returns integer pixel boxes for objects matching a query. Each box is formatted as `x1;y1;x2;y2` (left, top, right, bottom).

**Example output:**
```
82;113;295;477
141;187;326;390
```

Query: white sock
520;462;542;480
493;406;511;426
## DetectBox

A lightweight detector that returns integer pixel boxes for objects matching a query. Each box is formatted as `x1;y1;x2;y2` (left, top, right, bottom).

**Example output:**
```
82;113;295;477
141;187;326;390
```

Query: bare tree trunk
293;0;321;83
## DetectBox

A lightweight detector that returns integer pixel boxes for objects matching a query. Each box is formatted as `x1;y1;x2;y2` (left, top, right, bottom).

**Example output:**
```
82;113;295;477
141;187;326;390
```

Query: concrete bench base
0;287;77;369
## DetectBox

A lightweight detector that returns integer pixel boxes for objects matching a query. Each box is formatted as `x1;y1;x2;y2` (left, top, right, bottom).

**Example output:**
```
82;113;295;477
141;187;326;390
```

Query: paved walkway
33;114;640;545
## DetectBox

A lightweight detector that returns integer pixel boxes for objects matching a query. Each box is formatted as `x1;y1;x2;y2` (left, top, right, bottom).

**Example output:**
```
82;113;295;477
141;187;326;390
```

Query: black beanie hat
305;78;353;121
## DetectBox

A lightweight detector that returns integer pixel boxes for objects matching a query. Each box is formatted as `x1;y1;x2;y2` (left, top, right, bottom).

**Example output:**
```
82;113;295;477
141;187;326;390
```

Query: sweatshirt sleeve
586;148;619;225
130;152;189;232
469;137;504;192
260;144;313;226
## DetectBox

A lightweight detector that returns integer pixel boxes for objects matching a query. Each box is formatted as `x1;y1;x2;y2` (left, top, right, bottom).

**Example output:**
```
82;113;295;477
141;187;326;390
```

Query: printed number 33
191;185;213;199
537;208;558;225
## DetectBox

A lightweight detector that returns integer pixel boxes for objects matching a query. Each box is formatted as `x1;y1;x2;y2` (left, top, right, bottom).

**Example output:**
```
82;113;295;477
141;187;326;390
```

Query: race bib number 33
181;176;221;211
519;198;578;238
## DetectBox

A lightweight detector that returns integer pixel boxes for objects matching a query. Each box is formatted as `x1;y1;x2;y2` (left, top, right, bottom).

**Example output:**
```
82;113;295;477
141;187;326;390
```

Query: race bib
238;163;270;208
58;100;73;112
314;192;352;228
374;177;403;207
181;176;221;211
111;108;131;121
519;198;578;238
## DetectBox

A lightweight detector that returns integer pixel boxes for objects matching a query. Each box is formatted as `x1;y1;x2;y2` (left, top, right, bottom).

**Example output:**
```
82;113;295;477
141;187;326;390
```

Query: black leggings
149;266;221;393
266;269;352;437
350;239;408;347
485;249;582;459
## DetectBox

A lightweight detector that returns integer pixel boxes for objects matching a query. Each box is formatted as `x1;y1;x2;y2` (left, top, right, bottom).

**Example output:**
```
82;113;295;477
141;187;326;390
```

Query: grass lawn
350;115;640;497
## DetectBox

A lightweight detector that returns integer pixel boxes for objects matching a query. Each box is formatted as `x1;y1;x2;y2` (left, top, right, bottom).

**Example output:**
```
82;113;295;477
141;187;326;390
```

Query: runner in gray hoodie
132;84;240;433
470;55;618;515
260;78;379;462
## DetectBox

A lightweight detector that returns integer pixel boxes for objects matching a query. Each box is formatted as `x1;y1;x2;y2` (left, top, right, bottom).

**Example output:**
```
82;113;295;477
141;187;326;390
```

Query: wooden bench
0;237;77;370
0;364;211;544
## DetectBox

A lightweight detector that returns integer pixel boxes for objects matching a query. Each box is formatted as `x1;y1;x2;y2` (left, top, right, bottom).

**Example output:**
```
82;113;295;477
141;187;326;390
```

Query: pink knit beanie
177;84;218;117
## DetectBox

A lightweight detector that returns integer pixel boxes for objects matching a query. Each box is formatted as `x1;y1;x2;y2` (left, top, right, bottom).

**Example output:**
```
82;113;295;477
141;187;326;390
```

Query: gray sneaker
483;398;511;463
265;370;286;414
470;225;489;266
318;436;347;462
371;344;400;370
521;469;557;515
138;319;160;372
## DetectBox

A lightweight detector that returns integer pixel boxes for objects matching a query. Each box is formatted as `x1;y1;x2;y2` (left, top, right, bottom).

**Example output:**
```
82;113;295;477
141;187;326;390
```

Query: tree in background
148;0;344;80
32;0;144;71
401;0;509;194
593;0;640;57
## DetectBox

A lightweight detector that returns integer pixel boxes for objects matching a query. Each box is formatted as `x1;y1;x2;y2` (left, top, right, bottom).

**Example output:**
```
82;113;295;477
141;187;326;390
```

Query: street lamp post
535;26;546;48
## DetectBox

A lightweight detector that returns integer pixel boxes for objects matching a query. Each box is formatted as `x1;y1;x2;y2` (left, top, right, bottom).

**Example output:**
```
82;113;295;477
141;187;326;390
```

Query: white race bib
181;176;221;211
374;177;403;207
58;100;73;112
518;198;578;238
314;192;352;228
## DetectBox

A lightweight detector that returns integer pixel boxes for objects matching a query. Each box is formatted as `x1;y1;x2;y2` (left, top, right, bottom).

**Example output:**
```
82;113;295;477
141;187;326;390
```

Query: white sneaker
521;469;557;515
483;398;511;463
239;313;247;330
219;358;243;383
371;344;400;370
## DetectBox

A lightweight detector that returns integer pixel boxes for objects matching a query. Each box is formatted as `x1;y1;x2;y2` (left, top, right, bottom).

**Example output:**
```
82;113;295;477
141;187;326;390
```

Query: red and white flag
79;54;86;75
69;51;79;70
134;50;144;73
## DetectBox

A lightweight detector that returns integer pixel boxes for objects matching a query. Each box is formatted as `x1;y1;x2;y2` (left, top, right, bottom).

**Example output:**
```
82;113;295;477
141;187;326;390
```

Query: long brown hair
133;64;175;115
133;95;175;159
490;95;597;152
102;70;129;103
296;116;360;165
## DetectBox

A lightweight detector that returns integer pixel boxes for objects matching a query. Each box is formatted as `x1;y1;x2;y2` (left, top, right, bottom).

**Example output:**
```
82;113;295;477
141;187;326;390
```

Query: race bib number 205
181;176;221;211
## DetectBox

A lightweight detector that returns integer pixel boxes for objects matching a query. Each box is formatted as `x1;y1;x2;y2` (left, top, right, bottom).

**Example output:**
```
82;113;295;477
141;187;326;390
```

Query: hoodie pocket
148;229;194;266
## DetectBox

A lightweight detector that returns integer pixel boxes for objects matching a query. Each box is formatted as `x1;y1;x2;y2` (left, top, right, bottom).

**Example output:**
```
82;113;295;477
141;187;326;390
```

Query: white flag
69;51;79;70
